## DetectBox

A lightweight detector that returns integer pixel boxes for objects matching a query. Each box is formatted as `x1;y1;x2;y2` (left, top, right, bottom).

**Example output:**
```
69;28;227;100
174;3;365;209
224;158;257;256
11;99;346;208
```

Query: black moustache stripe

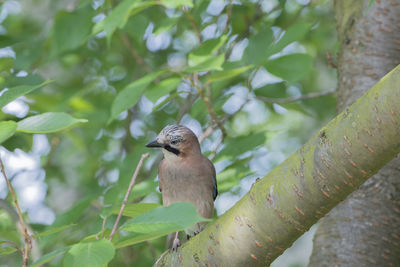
164;145;180;155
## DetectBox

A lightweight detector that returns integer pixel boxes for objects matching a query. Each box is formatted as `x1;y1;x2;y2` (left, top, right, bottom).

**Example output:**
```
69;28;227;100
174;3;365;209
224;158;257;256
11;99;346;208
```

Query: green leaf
254;82;287;98
50;6;94;56
244;28;274;65
115;232;169;248
52;195;97;227
265;54;313;82
216;132;266;161
63;240;115;267
109;70;166;122
17;112;88;133
208;66;252;82
0;121;17;144
270;22;311;54
188;35;228;66
185;54;225;73
0;80;53;109
0;57;14;72
154;17;179;35
122;202;211;233
160;0;193;8
0;245;17;255
30;246;71;267
145;77;181;102
34;224;76;238
103;0;157;43
112;203;161;218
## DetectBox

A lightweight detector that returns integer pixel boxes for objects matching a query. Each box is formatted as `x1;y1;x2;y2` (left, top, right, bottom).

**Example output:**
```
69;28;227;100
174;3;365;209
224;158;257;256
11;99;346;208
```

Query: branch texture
155;65;400;266
310;1;400;266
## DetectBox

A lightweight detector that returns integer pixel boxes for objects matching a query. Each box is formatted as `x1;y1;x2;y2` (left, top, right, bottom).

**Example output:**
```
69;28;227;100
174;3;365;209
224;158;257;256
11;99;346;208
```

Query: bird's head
146;125;200;159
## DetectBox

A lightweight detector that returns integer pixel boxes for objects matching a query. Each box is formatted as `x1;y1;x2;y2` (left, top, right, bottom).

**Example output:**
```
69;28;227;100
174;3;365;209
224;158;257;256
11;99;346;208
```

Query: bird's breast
160;161;214;218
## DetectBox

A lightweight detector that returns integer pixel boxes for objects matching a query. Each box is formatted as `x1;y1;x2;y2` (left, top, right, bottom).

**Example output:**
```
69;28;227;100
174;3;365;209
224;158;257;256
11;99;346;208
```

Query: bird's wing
158;159;166;192
205;157;218;200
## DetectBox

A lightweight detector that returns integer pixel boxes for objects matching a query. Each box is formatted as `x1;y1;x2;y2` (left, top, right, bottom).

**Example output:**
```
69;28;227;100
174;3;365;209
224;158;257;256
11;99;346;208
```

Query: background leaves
0;0;337;266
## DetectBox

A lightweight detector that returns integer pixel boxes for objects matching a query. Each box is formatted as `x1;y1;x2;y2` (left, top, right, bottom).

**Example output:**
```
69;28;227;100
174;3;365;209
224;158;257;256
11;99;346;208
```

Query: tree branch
182;7;202;43
154;65;400;266
257;89;336;104
108;153;149;241
0;158;31;267
120;34;152;73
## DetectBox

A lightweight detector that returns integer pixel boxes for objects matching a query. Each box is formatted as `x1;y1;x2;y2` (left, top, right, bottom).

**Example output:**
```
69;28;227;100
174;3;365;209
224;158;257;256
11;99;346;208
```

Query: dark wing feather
212;175;218;200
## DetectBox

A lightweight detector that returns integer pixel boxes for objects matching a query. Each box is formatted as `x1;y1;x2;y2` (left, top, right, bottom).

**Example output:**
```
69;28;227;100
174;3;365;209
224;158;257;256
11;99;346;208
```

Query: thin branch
199;97;249;146
198;125;214;144
96;216;108;239
182;7;202;43
222;0;233;33
120;34;152;73
222;97;250;123
177;92;199;124
326;51;337;68
257;89;336;104
208;139;223;161
0;158;31;267
108;153;149;241
0;199;41;261
199;83;227;139
225;4;268;60
0;239;24;257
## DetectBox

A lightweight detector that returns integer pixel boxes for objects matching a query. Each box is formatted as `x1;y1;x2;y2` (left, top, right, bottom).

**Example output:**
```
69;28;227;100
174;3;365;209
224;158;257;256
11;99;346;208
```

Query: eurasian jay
146;125;218;250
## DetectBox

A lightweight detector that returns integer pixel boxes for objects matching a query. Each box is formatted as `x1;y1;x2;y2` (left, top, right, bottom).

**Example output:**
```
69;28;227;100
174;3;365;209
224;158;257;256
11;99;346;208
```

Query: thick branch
155;65;400;266
310;1;400;266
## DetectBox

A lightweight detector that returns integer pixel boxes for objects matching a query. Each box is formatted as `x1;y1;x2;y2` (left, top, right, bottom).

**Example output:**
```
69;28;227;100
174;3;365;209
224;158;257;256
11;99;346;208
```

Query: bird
146;125;218;251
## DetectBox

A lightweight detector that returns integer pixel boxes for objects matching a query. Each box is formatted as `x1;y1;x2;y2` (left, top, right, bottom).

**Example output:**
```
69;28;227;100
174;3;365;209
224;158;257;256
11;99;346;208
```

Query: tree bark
154;65;400;267
309;1;400;266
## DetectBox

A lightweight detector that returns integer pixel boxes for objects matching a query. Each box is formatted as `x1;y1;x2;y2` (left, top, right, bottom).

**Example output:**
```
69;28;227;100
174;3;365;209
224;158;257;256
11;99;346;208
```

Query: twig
182;7;202;42
197;83;227;138
326;51;337;68
177;92;199;124
108;153;149;241
225;4;267;60
223;0;233;33
187;75;225;136
0;199;41;261
257;90;336;104
199;97;250;145
0;157;31;267
97;216;107;239
199;125;214;144
120;34;152;73
1;240;23;257
221;97;250;123
208;139;224;161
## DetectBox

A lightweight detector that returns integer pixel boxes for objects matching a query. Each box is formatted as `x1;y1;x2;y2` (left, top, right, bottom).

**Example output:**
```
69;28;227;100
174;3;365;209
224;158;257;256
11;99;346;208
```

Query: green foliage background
0;0;337;266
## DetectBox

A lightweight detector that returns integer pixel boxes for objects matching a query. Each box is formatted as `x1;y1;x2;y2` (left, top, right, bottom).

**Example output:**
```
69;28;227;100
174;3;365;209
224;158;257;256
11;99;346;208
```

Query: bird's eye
170;140;178;145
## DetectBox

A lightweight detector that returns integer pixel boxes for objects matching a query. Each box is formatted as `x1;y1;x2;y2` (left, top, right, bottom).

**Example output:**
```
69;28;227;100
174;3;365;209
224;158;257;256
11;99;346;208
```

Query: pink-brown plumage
146;125;217;250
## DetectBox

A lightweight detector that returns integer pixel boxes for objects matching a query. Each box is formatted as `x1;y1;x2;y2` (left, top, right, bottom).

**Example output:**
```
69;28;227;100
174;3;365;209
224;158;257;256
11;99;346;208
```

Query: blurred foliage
0;0;337;266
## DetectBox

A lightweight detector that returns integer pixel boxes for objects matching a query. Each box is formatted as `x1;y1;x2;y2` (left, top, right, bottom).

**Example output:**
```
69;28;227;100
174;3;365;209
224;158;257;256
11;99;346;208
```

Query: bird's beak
145;139;163;148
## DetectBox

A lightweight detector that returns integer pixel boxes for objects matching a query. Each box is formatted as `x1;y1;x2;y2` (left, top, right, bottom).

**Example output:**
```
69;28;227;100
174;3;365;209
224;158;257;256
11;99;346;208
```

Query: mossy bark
310;1;400;266
154;65;400;267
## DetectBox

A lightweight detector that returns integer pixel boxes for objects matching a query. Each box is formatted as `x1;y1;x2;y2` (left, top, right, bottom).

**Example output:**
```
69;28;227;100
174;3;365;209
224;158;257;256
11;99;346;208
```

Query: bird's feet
172;237;181;251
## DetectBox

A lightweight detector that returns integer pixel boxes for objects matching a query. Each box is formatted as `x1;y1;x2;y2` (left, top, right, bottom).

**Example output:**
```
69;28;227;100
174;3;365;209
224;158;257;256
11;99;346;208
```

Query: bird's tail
165;232;175;249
